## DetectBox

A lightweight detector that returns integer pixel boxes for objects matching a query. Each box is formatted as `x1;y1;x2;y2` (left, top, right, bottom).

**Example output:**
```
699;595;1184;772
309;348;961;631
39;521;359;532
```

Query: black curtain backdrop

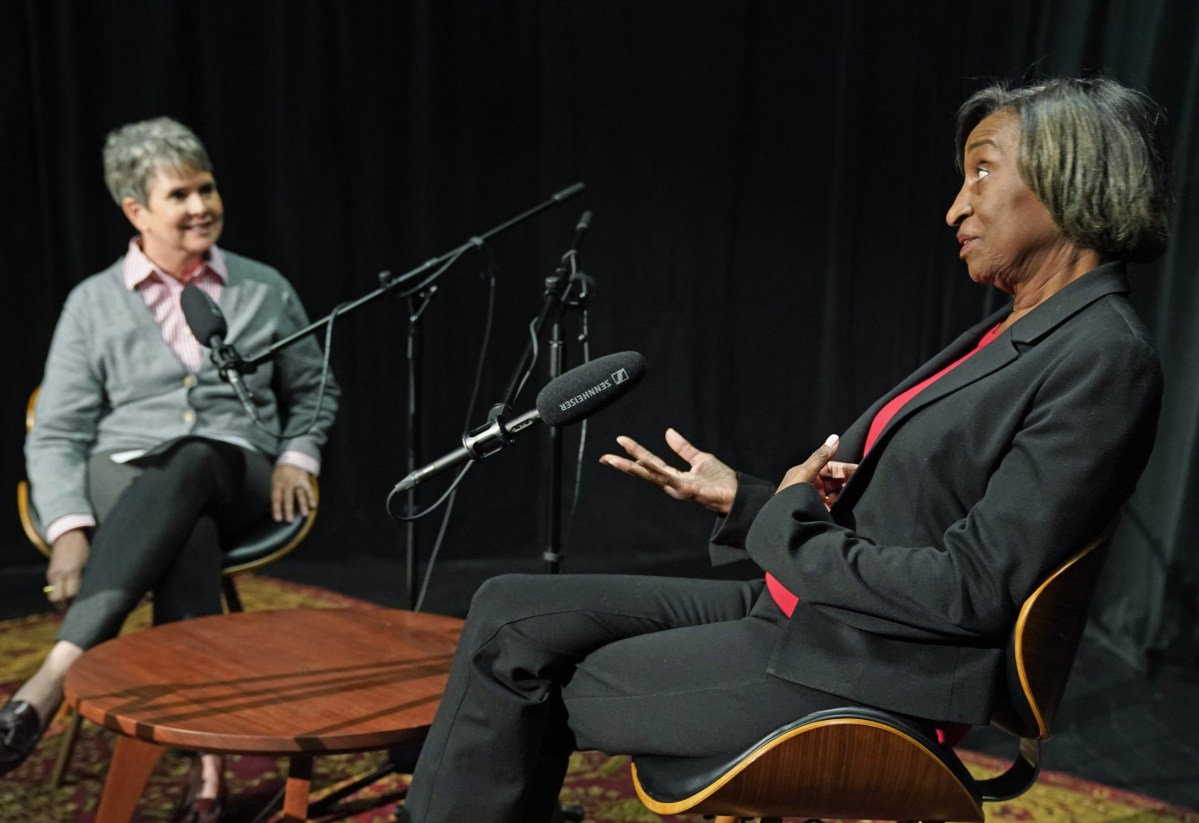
2;1;1196;669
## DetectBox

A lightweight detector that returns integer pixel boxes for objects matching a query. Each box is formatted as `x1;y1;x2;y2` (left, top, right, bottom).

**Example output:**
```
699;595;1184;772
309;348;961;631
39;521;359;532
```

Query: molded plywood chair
631;519;1117;823
16;386;319;785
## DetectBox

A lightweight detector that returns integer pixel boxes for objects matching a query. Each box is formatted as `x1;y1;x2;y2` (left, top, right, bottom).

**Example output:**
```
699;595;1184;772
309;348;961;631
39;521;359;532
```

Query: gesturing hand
599;427;738;515
777;434;859;510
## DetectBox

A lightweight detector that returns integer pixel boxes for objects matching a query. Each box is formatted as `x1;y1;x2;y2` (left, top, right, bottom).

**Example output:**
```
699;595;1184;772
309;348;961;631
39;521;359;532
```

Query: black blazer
711;263;1162;724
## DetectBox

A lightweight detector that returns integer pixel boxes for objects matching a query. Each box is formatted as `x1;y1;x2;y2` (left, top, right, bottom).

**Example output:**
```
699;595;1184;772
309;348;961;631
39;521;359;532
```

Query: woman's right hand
600;427;738;515
46;530;90;610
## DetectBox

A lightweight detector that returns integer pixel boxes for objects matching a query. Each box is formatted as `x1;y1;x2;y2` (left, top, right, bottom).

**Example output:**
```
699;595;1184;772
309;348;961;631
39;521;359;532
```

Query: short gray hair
955;77;1168;263
102;117;213;206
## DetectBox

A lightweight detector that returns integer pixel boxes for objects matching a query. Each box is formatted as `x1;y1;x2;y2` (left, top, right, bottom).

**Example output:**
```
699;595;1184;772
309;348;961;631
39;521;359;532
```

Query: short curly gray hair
955;77;1168;263
102;117;213;206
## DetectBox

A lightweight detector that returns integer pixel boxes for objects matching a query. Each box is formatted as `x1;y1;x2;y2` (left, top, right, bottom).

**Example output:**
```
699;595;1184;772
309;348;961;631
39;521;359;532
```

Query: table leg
47;710;83;787
93;735;165;823
281;754;314;822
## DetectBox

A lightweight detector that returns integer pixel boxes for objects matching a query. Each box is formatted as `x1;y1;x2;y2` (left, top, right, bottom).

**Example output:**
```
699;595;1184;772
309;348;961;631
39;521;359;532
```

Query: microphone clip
462;403;518;460
208;341;260;422
562;271;594;307
462;419;510;460
211;342;255;374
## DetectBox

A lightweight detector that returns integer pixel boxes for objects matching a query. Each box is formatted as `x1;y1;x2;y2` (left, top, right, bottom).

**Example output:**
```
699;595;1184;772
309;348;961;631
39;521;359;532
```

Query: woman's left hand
777;435;859;510
272;465;316;522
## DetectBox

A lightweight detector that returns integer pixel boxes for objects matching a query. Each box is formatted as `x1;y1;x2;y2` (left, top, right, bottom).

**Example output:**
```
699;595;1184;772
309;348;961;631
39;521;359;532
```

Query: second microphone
394;351;648;492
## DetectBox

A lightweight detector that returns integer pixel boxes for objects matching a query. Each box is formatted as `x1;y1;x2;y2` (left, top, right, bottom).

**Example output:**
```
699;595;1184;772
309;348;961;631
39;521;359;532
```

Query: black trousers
400;572;860;823
56;437;272;649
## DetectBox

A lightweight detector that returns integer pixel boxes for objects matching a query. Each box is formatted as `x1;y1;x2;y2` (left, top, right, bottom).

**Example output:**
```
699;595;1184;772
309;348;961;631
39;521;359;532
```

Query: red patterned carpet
2;575;1197;822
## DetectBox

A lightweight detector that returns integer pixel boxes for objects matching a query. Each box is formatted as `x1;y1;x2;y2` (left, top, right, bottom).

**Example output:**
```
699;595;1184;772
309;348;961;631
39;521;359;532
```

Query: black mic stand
545;286;566;573
541;215;593;576
543;262;589;573
403;287;438;608
493;218;592;575
545;258;593;576
493;274;568;572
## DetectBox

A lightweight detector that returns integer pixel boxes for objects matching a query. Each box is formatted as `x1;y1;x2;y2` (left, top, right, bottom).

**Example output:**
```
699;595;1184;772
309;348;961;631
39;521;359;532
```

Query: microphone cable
247;297;347;440
389;249;499;526
183;282;343;443
411;461;470;612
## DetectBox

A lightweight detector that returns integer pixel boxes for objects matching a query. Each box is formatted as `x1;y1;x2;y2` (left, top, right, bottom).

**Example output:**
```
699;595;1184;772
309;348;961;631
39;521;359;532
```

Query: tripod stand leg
306;740;425;816
307;759;400;815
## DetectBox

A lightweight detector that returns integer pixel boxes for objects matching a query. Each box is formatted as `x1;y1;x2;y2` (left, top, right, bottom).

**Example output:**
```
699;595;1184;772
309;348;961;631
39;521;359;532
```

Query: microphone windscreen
180;284;227;344
536;351;647;427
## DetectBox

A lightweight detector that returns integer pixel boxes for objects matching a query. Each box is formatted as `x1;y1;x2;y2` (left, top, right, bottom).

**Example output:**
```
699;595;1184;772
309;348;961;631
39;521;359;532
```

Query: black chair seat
221;512;312;571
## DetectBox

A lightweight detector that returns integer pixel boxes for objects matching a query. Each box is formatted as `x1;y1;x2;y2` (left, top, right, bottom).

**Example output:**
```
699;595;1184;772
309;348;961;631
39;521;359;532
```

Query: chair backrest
25;385;39;433
991;518;1117;740
19;387;52;556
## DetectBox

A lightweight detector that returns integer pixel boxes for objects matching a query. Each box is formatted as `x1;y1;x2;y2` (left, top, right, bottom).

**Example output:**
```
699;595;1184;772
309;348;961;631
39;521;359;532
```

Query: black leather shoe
0;700;43;776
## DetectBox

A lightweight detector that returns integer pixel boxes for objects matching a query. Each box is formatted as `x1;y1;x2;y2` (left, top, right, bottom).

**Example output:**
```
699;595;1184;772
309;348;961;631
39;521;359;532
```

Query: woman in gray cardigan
0;118;338;821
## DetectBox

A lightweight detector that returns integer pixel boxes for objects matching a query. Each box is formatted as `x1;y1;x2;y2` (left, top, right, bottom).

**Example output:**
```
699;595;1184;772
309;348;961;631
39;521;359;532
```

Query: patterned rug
2;574;1197;822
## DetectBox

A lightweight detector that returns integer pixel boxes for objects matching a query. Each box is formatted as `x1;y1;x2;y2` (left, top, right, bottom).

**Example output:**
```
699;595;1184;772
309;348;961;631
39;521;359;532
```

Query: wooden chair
630;519;1118;823
16;386;320;785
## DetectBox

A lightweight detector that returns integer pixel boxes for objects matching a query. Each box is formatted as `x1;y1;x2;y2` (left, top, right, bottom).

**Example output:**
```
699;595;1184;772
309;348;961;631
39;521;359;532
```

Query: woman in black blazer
396;77;1168;823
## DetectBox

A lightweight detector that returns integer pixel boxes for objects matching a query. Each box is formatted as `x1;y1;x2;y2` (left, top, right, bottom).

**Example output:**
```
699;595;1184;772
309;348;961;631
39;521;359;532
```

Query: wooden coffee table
63;607;464;822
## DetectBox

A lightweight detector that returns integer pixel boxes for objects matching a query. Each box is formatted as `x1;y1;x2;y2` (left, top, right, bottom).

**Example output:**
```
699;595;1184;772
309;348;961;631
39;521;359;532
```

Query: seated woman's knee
164;438;242;478
469;573;545;623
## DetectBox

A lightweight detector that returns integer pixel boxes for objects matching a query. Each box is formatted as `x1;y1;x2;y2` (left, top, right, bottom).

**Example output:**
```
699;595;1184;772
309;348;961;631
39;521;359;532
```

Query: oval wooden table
63;607;464;822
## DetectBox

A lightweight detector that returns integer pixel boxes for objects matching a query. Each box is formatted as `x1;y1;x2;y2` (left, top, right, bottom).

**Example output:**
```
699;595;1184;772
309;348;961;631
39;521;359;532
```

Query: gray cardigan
25;250;339;527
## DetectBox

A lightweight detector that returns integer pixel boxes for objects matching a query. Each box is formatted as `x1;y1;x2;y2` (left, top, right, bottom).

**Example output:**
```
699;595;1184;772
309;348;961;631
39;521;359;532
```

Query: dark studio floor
2;547;1197;813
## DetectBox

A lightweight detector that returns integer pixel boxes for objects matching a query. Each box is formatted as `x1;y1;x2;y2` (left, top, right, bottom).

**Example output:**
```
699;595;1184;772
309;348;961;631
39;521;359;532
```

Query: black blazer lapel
834;262;1131;515
839;309;1009;460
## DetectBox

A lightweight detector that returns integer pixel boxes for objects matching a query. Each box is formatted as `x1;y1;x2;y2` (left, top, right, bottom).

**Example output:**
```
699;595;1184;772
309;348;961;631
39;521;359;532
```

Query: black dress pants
399;572;858;823
56;437;272;649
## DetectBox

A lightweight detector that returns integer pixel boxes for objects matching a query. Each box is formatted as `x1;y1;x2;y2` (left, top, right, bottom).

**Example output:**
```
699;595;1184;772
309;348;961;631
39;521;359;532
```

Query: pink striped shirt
122;239;228;371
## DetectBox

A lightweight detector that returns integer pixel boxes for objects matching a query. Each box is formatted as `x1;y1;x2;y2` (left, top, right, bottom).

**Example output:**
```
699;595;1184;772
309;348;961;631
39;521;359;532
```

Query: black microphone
535;350;644;425
180;282;227;344
393;351;647;492
180;284;260;422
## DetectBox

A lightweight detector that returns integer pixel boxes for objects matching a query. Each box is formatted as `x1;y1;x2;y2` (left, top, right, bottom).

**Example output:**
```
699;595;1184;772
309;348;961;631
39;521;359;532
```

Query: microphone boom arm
239;182;586;370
